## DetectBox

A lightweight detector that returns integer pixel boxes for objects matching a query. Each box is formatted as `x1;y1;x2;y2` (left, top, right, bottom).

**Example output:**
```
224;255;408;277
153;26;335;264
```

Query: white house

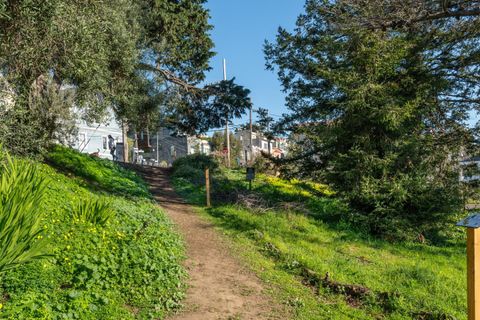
72;108;123;160
0;75;123;160
188;135;211;155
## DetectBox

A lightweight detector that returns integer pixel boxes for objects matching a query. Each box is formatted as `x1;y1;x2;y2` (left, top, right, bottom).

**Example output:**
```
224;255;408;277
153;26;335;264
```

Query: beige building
234;129;288;165
138;127;211;166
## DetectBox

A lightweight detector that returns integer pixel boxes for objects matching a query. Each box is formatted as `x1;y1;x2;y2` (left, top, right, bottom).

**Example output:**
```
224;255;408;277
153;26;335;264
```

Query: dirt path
135;166;281;320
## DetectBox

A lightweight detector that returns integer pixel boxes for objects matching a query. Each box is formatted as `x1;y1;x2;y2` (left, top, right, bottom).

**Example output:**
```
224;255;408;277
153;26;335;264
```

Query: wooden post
468;228;480;320
457;214;480;320
205;168;211;208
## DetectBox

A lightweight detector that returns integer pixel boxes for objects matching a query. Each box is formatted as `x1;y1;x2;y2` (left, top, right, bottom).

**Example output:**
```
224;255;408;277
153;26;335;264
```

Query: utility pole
267;109;272;155
249;101;254;165
122;120;129;163
133;129;139;164
223;58;231;168
156;129;159;166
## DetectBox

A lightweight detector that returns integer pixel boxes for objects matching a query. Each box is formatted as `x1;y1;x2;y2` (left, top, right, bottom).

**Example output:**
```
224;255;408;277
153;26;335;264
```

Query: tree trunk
122;120;129;163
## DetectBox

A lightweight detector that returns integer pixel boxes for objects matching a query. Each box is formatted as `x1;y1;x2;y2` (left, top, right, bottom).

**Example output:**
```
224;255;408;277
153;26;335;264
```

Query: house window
102;137;107;150
263;142;268;150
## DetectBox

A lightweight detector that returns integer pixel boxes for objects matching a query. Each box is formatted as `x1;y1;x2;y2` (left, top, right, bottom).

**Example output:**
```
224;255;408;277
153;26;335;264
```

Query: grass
47;145;150;198
72;198;114;226
0;147;185;319
172;164;467;320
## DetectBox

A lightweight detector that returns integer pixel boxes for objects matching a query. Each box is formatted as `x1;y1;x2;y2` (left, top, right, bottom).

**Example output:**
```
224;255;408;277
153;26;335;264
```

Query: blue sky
202;1;479;130
203;0;305;131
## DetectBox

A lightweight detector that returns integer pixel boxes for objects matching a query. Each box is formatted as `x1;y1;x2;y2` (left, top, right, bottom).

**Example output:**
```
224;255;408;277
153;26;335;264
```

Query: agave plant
0;152;49;274
72;198;114;226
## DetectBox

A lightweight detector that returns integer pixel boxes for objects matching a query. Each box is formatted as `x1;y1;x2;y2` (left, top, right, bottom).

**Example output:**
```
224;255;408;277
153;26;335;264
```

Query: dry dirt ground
135;166;283;320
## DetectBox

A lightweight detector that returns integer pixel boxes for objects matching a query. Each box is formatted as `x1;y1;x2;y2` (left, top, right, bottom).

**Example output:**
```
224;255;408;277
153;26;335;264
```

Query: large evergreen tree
265;0;480;238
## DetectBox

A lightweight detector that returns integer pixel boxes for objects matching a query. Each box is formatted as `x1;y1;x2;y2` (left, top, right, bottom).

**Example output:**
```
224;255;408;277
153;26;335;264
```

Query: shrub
252;155;271;173
172;154;219;172
172;154;219;186
344;170;463;241
171;165;205;186
72;198;114;226
0;152;49;274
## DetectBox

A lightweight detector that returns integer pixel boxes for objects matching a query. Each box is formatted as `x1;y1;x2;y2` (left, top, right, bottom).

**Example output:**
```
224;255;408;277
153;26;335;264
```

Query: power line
269;113;284;118
201;110;286;134
205;124;244;133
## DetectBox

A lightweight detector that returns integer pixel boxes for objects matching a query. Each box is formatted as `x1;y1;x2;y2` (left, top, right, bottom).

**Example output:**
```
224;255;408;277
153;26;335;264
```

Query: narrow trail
133;166;281;320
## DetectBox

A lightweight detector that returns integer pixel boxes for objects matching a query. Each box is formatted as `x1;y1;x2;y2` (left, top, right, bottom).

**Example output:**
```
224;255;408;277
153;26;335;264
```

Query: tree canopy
0;0;251;155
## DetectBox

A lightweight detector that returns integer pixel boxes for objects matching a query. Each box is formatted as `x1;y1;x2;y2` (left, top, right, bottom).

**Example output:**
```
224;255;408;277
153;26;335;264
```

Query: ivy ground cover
0;146;185;319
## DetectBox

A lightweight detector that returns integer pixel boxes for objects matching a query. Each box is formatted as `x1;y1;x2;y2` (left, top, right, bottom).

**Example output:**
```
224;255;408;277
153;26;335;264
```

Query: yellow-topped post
458;214;480;320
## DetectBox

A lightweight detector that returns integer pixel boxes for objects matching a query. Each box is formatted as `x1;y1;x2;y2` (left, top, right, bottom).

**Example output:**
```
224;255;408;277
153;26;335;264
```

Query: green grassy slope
173;162;467;320
0;146;185;319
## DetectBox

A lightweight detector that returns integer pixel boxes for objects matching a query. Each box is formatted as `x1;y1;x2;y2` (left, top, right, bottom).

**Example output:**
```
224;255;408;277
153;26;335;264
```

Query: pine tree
265;0;479;238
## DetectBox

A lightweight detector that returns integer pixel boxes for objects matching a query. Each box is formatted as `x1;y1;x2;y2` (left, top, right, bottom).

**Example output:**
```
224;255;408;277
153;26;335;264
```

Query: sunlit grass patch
172;164;467;320
46;145;150;198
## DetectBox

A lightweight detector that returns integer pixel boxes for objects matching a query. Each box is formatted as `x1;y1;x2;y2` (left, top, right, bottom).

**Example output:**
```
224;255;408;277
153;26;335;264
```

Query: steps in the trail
119;163;171;178
120;163;171;183
120;163;186;205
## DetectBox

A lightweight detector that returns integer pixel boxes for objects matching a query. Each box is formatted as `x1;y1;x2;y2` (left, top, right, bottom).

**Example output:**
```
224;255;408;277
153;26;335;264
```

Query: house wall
73;109;122;160
137;128;211;166
235;129;288;164
145;128;188;166
187;136;211;155
1;79;124;161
